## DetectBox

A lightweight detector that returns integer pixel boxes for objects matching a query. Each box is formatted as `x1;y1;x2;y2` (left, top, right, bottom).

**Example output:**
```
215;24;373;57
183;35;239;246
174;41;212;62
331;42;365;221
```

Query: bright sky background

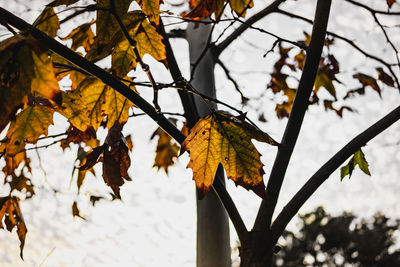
0;0;399;266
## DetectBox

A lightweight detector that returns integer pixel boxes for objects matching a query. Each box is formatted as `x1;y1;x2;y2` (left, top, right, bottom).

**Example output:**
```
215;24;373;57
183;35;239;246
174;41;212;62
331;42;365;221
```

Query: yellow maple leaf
136;0;161;25
56;91;91;131
62;21;95;52
111;12;166;75
31;49;61;100
4;105;54;155
33;7;60;38
135;20;166;61
71;78;135;130
0;36;60;131
181;111;277;198
112;39;136;77
96;0;133;45
230;0;254;17
106;83;134;129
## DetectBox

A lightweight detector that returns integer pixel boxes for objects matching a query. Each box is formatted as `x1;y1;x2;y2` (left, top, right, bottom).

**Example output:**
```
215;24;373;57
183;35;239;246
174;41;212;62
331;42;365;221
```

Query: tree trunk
187;22;231;267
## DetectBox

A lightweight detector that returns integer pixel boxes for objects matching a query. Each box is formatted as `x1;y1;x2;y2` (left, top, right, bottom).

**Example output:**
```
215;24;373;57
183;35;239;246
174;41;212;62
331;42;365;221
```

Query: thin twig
212;172;249;244
276;9;400;91
344;0;400;15
216;59;246;101
110;0;161;112
371;13;400;71
130;111;185;118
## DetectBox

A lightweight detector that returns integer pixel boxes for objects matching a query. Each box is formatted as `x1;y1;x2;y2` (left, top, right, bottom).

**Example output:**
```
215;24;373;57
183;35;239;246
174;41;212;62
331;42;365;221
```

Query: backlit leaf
136;0;162;24
34;7;60;38
71;78;136;130
105;87;134;129
73;78;108;130
181;111;277;198
112;39;136;76
62;21;95;52
230;0;254;17
0;36;59;131
31;49;61;100
314;69;336;98
4;106;54;155
135;20;166;63
340;149;371;180
56;91;90;131
0;197;27;259
96;0;133;45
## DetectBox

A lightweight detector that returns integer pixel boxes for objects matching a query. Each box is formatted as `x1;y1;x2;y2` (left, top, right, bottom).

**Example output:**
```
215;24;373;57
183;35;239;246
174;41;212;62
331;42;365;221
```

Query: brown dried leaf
79;145;106;171
151;128;179;173
376;67;395;87
0;197;27;259
353;73;381;97
72;201;85;220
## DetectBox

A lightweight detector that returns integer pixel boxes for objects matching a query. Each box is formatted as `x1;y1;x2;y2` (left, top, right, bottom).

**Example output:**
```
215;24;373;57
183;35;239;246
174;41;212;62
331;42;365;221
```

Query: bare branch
212;172;250;244
216;59;247;102
270;104;400;243
253;0;332;231
344;0;400;15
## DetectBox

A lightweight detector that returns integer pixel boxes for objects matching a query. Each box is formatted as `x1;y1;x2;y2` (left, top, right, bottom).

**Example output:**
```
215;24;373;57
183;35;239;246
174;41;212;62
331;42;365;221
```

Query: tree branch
212;172;249;244
344;0;400;15
159;19;199;127
160;19;249;244
216;59;247;102
214;0;286;56
253;0;332;231
270;104;400;243
0;7;186;144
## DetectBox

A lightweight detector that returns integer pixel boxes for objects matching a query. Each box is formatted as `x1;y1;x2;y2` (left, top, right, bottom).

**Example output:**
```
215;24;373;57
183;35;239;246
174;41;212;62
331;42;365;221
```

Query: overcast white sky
0;0;399;266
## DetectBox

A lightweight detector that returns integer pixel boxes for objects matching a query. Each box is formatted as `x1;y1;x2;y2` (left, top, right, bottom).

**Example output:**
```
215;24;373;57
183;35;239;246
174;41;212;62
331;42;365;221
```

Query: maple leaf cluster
0;0;396;260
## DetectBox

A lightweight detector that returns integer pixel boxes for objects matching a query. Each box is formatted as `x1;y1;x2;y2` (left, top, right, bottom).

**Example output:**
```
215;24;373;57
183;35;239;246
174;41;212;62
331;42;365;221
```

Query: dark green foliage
273;207;400;266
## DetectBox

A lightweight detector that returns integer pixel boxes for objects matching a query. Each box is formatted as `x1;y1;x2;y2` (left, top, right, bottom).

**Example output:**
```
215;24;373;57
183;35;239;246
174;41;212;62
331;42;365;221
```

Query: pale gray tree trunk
187;23;231;267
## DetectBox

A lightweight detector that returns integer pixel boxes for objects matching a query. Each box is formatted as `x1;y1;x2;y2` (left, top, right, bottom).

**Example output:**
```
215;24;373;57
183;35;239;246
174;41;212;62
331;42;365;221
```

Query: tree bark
187;22;231;267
